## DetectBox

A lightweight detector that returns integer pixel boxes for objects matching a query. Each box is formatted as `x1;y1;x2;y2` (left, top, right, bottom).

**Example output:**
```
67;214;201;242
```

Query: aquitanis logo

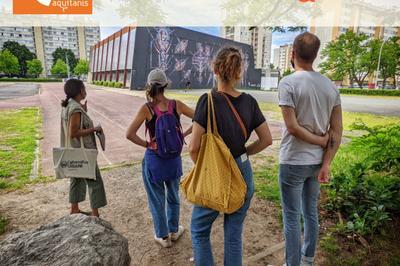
13;0;92;14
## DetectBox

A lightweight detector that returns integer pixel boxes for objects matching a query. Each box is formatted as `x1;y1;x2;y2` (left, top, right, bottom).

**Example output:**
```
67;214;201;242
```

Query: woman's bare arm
126;104;151;148
188;122;205;163
246;122;273;156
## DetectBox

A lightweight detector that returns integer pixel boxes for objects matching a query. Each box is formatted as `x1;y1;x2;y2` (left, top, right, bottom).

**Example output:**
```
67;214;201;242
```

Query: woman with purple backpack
126;68;194;248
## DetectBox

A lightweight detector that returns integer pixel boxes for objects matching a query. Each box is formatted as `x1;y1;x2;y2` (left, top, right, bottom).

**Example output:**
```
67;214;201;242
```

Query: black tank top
145;101;180;140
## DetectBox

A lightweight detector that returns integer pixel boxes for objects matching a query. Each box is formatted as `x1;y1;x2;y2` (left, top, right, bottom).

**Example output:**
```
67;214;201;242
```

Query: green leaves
0;49;20;76
26;59;43;78
2;41;35;77
51;59;68;78
328;124;400;236
73;59;89;77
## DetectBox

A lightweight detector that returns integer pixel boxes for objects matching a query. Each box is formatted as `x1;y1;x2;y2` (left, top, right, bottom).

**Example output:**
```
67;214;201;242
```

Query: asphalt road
174;89;400;116
0;83;39;100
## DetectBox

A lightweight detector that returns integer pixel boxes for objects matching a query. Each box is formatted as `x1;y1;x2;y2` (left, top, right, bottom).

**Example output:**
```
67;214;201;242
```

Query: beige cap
147;68;169;86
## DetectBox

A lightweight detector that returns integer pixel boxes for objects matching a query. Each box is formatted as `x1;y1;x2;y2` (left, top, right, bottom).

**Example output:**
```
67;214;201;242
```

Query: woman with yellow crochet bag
186;46;273;266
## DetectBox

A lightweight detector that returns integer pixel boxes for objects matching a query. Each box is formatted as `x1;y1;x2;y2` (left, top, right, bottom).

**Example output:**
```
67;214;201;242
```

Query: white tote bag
53;113;98;180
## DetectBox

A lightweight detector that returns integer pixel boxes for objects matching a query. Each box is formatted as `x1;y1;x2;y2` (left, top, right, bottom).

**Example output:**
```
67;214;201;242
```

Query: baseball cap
147;68;169;86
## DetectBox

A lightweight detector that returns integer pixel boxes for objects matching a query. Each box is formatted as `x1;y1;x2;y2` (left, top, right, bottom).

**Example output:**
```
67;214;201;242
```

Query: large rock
0;214;131;266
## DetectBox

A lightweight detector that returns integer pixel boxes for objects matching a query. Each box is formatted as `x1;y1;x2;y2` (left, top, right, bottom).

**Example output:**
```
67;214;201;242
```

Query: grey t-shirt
278;71;341;165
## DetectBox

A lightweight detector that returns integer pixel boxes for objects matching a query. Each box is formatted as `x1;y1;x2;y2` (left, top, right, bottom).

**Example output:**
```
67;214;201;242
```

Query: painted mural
146;27;255;89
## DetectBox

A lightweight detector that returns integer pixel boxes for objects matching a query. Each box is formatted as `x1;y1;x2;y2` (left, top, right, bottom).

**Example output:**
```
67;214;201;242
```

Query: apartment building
272;44;294;72
0;26;100;76
221;26;272;70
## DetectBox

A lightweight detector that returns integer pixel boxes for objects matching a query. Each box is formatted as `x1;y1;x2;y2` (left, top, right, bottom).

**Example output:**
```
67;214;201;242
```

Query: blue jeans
191;155;254;266
279;164;321;266
142;159;180;238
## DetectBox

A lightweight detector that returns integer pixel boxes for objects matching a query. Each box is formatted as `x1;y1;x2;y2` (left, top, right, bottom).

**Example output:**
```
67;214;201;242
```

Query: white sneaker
170;225;185;241
154;235;172;248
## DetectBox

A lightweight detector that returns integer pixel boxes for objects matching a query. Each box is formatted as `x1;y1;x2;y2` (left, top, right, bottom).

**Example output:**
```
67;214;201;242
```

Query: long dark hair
145;83;167;102
61;79;84;107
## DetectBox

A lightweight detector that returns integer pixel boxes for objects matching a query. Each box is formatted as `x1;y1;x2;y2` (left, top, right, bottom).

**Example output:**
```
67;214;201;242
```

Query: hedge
0;78;62;82
339;88;400;96
92;80;124;88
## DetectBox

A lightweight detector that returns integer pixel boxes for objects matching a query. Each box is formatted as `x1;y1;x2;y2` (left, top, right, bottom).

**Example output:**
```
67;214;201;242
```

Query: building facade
272;44;294;72
89;27;262;89
221;26;272;70
0;26;100;76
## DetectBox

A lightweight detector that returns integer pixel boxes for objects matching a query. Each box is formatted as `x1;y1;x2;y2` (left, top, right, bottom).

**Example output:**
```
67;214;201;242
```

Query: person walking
278;32;343;266
189;46;273;266
126;68;194;248
60;78;107;218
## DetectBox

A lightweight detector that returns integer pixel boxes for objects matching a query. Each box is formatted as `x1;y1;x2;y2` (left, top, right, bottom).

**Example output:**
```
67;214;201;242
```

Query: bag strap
65;110;85;149
207;92;221;138
219;92;248;140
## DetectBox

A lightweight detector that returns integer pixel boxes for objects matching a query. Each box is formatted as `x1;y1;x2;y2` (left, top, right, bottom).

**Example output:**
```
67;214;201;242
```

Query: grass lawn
0;107;42;190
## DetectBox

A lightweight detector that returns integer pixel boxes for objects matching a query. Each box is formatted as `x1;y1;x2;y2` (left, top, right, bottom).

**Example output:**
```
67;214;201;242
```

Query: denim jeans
142;158;180;238
191;155;254;266
279;164;321;266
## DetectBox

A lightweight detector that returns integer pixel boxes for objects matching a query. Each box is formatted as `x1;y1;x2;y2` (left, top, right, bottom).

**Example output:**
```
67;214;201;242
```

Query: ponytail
146;83;167;102
61;96;70;107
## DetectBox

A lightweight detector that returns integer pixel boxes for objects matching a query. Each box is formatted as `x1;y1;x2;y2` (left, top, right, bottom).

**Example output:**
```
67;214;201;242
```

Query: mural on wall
145;27;259;89
148;27;173;71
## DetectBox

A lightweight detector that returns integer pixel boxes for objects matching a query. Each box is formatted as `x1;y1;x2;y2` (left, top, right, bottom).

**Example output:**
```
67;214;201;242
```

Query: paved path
170;89;400;116
0;83;282;177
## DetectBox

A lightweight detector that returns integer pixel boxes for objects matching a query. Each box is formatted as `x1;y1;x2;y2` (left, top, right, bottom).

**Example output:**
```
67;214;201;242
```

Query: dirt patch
0;157;285;266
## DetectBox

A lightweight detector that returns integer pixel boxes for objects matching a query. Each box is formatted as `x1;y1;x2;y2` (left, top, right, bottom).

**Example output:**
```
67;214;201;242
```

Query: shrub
115;82;123;88
327;123;400;236
110;81;116;87
339;88;400;97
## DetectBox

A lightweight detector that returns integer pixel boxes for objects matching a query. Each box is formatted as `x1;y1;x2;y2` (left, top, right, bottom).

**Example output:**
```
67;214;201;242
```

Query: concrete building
272;44;294;72
0;26;100;76
89;27;261;89
221;26;272;70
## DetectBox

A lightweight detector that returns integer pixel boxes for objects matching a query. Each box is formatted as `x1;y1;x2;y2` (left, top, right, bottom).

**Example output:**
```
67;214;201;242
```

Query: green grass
252;155;280;203
342;111;400;131
0;107;41;189
0;215;7;235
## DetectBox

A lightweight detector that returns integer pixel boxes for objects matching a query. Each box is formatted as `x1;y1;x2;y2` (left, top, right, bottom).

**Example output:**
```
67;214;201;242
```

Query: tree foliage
51;59;68;78
373;37;400;88
52;48;77;72
26;59;43;78
2;41;35;77
0;49;20;76
319;31;377;89
74;59;89;77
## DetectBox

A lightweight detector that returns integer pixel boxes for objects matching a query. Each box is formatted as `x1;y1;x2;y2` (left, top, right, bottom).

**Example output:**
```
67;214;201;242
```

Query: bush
327;123;400;236
115;82;123;88
339;88;400;97
0;77;62;82
110;81;116;87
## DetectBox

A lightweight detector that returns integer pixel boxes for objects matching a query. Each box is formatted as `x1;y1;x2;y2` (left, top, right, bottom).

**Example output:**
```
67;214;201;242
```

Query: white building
0;26;100;76
221;26;272;70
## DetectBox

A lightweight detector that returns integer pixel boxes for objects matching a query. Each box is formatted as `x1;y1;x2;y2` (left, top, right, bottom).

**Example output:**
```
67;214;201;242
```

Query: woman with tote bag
59;79;107;217
188;46;273;266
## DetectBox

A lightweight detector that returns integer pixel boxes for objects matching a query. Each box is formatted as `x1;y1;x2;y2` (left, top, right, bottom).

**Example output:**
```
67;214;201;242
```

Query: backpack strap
219;92;248;140
167;100;174;114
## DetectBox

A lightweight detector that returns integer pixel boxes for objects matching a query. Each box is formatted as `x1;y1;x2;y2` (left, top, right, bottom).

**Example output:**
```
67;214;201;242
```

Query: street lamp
375;38;388;89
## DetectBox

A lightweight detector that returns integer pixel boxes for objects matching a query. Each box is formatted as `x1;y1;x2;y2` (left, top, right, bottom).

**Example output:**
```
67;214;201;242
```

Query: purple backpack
150;100;184;159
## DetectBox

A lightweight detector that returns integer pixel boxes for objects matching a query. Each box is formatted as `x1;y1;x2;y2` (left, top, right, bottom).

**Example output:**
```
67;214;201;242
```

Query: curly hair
212;46;242;83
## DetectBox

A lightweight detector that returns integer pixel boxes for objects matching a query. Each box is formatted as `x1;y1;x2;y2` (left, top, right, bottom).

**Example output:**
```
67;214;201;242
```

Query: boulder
0;214;131;266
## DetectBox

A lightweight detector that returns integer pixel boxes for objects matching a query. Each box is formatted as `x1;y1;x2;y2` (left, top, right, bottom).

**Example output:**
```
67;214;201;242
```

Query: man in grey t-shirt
278;32;343;266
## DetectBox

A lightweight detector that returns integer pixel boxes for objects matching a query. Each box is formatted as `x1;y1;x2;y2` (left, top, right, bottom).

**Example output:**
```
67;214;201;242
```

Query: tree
74;59;89;78
51;59;68;78
26;59;43;78
319;31;376;89
52;48;77;72
282;68;293;77
0;49;20;77
373;37;400;88
2;41;35;77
